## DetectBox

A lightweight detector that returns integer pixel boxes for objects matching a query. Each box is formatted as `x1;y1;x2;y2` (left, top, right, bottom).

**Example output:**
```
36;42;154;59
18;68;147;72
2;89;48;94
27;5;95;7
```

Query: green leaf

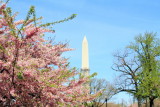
0;44;4;50
40;14;77;27
17;72;23;80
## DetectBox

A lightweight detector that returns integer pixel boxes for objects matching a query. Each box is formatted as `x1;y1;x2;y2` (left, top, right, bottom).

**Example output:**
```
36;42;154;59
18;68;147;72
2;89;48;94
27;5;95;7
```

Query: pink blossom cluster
0;3;99;107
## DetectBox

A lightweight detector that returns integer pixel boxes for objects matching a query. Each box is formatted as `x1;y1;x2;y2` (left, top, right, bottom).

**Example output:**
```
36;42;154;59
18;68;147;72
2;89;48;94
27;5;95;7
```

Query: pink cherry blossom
0;2;100;107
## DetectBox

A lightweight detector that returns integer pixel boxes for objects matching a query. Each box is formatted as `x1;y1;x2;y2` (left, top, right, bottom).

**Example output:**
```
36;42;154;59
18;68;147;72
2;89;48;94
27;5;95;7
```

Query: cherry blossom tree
0;2;99;106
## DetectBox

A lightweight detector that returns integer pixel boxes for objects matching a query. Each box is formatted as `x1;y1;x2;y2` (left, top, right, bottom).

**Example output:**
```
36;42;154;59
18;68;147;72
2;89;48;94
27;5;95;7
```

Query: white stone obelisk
81;36;89;77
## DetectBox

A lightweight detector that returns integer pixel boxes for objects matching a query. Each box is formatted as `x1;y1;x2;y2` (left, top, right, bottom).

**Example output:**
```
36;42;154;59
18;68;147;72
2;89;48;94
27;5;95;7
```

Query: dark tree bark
105;98;108;107
137;97;142;107
149;98;154;107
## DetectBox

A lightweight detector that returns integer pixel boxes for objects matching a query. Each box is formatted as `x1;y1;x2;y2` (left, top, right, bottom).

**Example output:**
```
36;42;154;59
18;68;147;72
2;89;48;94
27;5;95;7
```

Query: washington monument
81;36;89;77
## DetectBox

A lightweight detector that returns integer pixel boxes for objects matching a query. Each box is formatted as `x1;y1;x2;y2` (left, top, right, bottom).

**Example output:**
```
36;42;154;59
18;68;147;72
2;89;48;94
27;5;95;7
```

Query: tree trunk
137;97;142;107
138;101;141;107
105;98;108;107
105;101;107;107
146;98;148;107
149;98;154;107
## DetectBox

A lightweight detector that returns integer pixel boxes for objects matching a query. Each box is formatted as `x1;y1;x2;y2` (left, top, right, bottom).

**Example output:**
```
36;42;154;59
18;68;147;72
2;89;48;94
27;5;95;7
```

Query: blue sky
8;0;160;104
